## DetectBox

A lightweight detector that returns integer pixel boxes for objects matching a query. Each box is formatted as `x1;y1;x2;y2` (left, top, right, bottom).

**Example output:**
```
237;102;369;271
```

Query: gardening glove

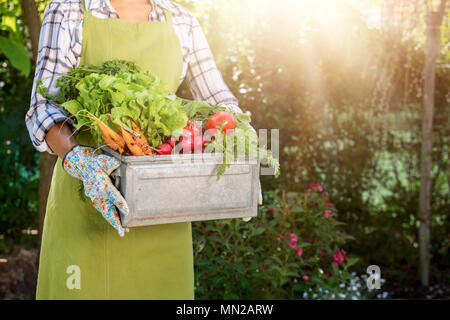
62;145;129;237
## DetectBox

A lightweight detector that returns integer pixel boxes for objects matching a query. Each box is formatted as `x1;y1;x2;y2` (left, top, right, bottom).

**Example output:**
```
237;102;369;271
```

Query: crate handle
111;169;121;190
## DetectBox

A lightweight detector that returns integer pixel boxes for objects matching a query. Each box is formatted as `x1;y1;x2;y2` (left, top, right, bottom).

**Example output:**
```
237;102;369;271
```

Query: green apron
36;1;194;300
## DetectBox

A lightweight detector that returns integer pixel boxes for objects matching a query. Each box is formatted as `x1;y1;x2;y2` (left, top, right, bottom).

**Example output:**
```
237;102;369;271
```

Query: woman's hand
63;145;129;237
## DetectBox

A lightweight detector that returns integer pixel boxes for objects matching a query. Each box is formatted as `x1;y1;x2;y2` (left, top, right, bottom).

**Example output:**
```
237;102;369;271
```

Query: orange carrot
101;134;124;153
120;127;145;156
130;120;154;155
82;112;125;153
106;114;153;156
130;120;149;144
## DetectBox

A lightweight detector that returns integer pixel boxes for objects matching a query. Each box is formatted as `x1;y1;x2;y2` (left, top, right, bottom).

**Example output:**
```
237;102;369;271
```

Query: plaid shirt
26;0;242;153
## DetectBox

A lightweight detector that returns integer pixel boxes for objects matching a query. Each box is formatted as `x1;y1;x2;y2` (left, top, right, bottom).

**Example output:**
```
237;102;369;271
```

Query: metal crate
102;147;260;227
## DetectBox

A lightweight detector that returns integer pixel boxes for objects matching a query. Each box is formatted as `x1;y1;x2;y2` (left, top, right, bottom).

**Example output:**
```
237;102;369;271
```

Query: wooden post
418;0;446;287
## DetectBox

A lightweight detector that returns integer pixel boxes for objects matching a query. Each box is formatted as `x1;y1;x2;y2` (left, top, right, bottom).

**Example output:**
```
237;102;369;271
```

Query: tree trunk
20;0;41;62
20;0;58;241
418;0;446;287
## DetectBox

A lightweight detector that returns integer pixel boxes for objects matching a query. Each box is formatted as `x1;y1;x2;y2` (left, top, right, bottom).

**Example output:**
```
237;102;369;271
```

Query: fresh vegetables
130;120;154;155
185;105;280;178
38;60;280;179
38;60;187;150
82;112;126;154
155;143;173;155
207;111;236;133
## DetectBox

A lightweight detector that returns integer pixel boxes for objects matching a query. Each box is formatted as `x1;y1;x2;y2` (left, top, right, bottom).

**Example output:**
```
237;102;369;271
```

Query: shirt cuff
27;105;72;154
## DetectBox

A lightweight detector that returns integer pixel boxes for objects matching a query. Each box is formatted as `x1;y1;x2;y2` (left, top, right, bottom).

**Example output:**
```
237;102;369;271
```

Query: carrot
101;134;124;153
130;120;154;155
81;112;125;153
105;114;153;156
120;127;145;156
130;120;149;144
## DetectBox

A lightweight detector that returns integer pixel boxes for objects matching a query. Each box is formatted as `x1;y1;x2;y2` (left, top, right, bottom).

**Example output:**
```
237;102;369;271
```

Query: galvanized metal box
102;147;260;228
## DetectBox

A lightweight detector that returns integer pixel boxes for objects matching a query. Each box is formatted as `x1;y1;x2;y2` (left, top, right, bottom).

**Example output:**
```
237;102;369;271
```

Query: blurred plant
0;1;39;252
193;185;372;299
302;272;388;300
0;0;32;76
182;0;450;282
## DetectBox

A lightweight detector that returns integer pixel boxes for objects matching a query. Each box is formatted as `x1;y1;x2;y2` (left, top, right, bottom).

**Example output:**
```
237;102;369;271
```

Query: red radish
167;137;176;148
155;143;172;155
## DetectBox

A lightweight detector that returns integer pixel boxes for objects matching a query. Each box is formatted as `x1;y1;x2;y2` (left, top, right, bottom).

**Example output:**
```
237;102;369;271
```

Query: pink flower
268;208;275;214
289;233;298;242
302;275;310;281
310;184;323;192
320;249;326;257
279;235;285;240
332;248;346;266
324;210;332;219
289;239;297;249
288;234;298;248
325;203;334;208
296;247;303;257
305;188;312;194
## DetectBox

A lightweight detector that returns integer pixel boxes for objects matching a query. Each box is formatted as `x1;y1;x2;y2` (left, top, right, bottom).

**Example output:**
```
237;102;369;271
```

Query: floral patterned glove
62;145;129;237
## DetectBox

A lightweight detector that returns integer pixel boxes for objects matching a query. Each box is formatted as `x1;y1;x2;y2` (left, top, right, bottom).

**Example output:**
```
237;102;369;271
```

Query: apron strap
81;0;87;14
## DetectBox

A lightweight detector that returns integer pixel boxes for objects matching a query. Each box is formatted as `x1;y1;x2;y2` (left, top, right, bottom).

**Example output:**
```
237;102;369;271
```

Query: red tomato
207;111;236;133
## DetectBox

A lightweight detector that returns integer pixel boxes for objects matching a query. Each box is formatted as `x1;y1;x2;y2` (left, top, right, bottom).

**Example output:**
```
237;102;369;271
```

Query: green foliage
37;59;141;104
0;52;38;242
194;0;449;279
0;36;30;76
193;186;374;299
0;1;38;251
0;1;31;77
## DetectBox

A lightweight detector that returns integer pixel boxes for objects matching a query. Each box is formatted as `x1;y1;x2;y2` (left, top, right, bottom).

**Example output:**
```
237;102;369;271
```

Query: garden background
0;0;449;299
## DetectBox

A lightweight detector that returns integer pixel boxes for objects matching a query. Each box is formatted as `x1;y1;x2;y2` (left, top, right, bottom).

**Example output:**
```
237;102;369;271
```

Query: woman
26;0;245;299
